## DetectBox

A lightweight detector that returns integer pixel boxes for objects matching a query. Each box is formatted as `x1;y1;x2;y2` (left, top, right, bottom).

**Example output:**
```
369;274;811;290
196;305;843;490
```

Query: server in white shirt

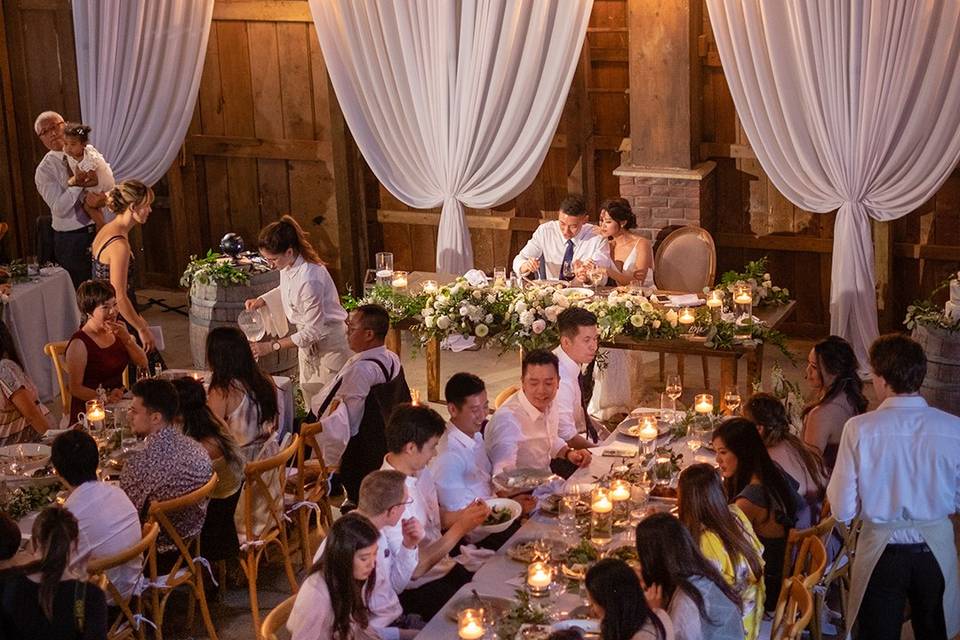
512;194;612;281
553;307;602;446
313;304;410;503
33;111;104;288
381;404;489;620
826;334;960;640
51;430;142;603
485;349;592;479
246;215;352;398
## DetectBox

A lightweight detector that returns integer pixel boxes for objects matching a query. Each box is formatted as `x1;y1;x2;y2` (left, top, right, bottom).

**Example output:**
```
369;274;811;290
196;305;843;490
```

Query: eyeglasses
37;121;64;137
390;498;414;510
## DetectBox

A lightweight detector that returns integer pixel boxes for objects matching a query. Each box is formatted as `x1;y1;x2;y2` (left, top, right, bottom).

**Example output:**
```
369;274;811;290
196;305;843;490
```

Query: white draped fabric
310;0;593;274
706;0;960;368
72;0;215;186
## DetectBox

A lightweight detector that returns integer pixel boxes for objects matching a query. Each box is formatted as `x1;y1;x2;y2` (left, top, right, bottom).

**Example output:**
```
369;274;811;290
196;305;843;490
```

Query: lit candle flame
411;389;420;406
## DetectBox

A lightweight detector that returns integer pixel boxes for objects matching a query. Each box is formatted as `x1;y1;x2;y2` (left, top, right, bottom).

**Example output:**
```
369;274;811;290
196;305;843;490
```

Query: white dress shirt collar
517;389;550;421
876;394;927;410
555;346;582;379
447;422;482;449
285;254;308;274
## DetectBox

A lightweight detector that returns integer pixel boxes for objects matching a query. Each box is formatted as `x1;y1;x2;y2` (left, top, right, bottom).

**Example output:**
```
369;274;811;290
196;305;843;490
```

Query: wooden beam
714;232;834;254
0;4;27;256
185;135;331;161
872;219;894;331
700;142;756;160
374;209;542;232
893;242;960;261
212;1;313;23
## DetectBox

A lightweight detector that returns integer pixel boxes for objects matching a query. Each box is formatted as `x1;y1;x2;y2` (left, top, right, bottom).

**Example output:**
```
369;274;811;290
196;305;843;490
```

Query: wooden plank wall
370;0;630;274
698;3;960;336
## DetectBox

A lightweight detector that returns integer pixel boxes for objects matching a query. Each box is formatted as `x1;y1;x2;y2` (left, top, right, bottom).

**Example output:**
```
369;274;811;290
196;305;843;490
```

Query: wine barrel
188;270;298;377
912;323;960;417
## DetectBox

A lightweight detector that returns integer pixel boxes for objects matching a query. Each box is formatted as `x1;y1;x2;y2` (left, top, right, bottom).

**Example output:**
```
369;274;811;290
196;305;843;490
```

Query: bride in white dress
589;199;655;419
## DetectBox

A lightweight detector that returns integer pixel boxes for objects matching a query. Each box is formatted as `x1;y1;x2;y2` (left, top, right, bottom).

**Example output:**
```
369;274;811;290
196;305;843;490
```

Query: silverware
471;588;491;612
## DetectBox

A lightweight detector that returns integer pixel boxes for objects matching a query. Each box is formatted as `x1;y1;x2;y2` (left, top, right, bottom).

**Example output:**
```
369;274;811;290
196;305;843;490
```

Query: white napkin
453;544;496;572
667;293;703;307
463;269;489;287
441;335;477;352
258;288;289;337
532;478;566;501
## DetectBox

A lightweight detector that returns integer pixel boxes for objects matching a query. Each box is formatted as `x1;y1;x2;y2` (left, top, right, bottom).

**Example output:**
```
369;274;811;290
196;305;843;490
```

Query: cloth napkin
441;335;477;352
667;293;703;307
453;544;496;572
462;269;489;287
258;288;289;337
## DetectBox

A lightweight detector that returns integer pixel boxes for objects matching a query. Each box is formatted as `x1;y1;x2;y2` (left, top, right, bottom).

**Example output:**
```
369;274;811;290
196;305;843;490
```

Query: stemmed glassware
665;374;682;422
724;389;742;415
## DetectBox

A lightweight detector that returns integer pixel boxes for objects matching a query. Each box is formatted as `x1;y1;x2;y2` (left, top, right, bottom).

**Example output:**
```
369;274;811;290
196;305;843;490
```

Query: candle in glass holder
591;487;613;546
527;561;553;595
85;399;105;428
678;307;695;331
493;267;507;287
391;271;408;291
421;280;438;295
694;393;714;415
610;479;631;502
706;290;723;322
457;608;486;639
637;416;658;455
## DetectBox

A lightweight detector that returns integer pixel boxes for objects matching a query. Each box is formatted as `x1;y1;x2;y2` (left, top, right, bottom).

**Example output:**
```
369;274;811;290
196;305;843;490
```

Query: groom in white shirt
512;194;611;281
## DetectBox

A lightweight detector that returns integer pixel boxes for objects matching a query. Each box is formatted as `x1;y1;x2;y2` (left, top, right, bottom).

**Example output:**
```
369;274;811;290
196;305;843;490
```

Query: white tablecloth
2;268;80;403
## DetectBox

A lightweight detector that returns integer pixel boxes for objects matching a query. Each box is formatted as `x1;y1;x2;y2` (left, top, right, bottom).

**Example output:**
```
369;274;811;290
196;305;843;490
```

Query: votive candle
391;271;408;291
421;280;438;295
458;608;486;640
610;479;631;502
694;393;714;415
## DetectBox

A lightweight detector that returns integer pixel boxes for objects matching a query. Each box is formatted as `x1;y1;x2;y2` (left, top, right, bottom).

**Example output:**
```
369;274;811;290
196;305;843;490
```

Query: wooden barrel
188;270;299;377
912;323;960;417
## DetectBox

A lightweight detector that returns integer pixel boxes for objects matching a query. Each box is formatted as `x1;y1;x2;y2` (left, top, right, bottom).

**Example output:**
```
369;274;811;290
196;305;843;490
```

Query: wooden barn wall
369;0;630;275
698;3;960;337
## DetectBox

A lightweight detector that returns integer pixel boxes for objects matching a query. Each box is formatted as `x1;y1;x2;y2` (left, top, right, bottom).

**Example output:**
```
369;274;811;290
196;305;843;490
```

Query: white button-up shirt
380;458;454;588
429;422;495;511
826;395;960;544
64;480;142;602
553;345;585;441
512;221;612;279
313;345;401;466
34;150;91;231
274;255;348;350
485;389;564;475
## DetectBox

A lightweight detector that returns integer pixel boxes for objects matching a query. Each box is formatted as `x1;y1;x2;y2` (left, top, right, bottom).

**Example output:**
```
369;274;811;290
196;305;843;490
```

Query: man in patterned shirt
120;379;212;553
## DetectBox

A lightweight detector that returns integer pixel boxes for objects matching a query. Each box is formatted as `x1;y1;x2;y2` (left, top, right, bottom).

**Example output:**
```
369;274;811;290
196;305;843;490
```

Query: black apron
316;357;411;502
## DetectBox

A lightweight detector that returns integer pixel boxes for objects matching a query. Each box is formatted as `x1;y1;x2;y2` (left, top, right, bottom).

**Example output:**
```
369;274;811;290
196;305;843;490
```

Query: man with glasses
33;110;105;287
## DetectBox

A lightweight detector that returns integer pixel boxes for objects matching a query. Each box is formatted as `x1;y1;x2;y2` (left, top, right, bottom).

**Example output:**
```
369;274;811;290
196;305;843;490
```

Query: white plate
561;287;594;299
38;266;59;276
617;420;671;439
552;619;600;634
492;468;558;495
474;498;522;536
0;444;50;471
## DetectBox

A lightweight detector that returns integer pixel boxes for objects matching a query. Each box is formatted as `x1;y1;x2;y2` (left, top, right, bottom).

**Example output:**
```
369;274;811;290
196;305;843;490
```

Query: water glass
660;392;676;424
375;252;394;284
237;309;266;342
493;267;507;287
559;487;581;540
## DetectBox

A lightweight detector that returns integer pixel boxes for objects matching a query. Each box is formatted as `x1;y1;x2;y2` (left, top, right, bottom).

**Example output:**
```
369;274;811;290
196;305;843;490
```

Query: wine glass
724;389;742;415
660;392;676;425
665;374;682;406
687;422;703;454
237;310;266;342
589;265;607;290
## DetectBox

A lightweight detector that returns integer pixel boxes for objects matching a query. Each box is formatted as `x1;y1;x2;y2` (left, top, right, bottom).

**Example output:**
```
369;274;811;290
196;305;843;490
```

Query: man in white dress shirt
512;194;612;281
485;349;592;479
381;404;489;620
51;429;142;602
33;110;105;288
827;334;960;640
553;307;602;446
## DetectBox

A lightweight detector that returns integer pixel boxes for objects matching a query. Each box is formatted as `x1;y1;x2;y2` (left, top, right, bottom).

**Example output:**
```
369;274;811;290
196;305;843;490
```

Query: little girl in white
62;122;115;228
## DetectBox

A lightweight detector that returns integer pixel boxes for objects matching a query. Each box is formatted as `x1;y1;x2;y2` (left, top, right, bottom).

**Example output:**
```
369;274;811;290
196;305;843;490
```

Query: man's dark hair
131;378;179;423
51;430;99;487
0;512;19;561
445;372;486;409
557;307;597;340
521;349;560;377
869;333;926;394
355;304;390;341
559;194;587;218
385;404;446;454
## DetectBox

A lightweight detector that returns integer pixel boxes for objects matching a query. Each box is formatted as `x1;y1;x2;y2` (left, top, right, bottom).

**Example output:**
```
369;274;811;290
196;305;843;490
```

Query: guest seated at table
66;279;148;418
801;335;868;470
0;505;108;639
597;198;654;287
288;513;381;640
485;349;592;479
553;307;602;448
744;393;826;522
172;377;243;566
635;513;743;640
382;403;488;620
678;463;764;640
0;511;21;570
0;319;52;445
120;379;213;554
50;430;141;603
205;326;278;463
313;471;425;639
586;558;673;640
713;418;802;611
512;194;611;281
313;304;411;504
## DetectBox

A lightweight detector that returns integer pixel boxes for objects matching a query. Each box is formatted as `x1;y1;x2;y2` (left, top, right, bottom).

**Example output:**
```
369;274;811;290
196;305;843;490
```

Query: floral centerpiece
715;256;790;306
904;274;960;333
496;284;571;351
179;250;270;290
417;277;512;345
342;284;424;325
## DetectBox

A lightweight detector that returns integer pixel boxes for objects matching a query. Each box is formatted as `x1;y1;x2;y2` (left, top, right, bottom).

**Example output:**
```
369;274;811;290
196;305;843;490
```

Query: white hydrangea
666;309;678;327
486;294;496;304
515;301;528;314
519;310;535;326
485;314;494;324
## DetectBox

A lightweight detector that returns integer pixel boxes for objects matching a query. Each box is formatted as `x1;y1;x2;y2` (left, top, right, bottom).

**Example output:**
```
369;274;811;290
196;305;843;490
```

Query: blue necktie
560;239;574;281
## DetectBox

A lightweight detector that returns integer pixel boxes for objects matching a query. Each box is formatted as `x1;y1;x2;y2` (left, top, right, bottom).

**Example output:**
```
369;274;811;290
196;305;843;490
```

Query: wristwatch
272;341;281;352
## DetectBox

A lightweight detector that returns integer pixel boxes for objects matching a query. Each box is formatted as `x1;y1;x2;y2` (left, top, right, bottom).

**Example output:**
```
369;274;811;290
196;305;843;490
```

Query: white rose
424;315;435;328
515;301;528;314
450;284;461;295
556;295;570;308
763;273;771;281
485;314;494;324
652;319;662;329
459;306;470;316
520;310;535;326
544;306;559;323
630;314;643;327
640;301;654;313
625;301;634;310
475;323;489;338
487;294;496;304
436;316;451;330
772;286;781;292
437;294;449;305
532;319;546;334
666;309;679;327
422;306;434;317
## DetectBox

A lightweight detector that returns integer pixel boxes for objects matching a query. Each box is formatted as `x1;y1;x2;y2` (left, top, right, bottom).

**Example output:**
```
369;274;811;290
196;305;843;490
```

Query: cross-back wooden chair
783;517;832;589
86;521;159;640
261;594;297;640
494;384;519;410
146;472;219;640
44;341;71;416
770;576;815;640
239;434;300;636
290;421;335;569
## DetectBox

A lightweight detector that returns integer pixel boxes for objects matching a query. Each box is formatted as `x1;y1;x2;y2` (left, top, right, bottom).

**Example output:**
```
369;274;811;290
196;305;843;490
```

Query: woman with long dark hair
713;418;802;611
586;558;672;640
596;198;654;287
0;319;51;444
206;326;278;462
244;215;351;399
0;505;107;639
801;335;868;469
288;513;380;640
678;463;764;639
634;513;743;640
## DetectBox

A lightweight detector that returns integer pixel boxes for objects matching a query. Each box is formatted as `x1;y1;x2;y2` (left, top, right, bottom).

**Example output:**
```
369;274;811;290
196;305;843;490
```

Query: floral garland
420;278;513;343
342;284;424;325
715;256;790;305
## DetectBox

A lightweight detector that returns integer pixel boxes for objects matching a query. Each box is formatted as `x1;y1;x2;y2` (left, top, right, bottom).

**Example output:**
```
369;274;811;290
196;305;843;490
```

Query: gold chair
239;435;300;635
43;341;71;417
87;521;159;640
146;473;220;640
290;421;335;569
493;384;519;410
783;517;832;589
261;594;297;640
771;576;815;640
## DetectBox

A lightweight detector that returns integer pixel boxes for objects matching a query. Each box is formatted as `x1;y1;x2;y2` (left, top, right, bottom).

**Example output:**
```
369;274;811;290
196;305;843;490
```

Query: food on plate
496;591;551;639
649;484;678;499
560;539;600;579
507;539;568;564
609;545;639;563
483;506;513;526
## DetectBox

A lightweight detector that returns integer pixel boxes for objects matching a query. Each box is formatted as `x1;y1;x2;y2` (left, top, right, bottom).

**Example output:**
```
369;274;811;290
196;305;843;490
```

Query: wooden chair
771;576;815;640
146;473;220;640
494;384;519;409
783;517;833;589
261;594;297;640
652;226;716;389
44;341;71;417
239;435;300;635
290;421;335;569
87;521;159;640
